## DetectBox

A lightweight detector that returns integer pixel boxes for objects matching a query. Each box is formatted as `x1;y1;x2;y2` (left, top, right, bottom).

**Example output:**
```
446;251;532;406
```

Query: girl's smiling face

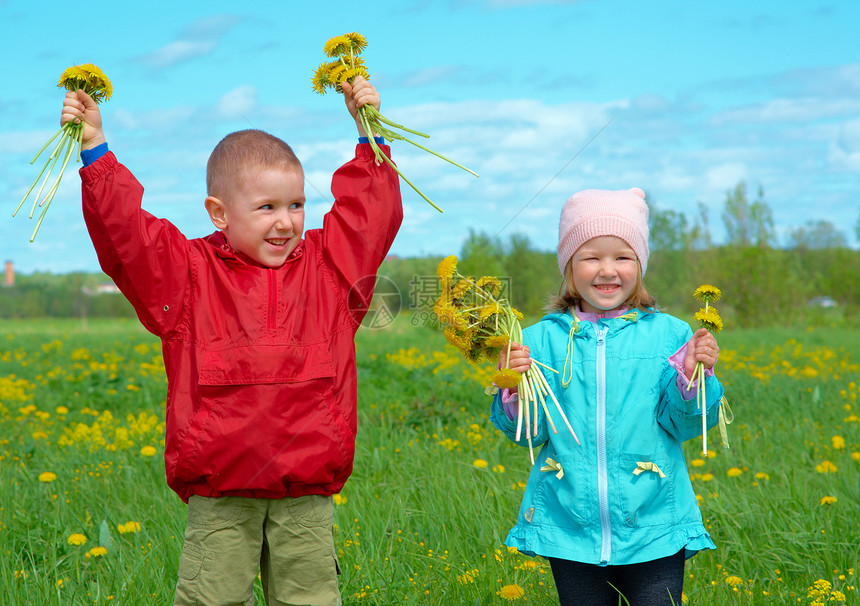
569;236;640;313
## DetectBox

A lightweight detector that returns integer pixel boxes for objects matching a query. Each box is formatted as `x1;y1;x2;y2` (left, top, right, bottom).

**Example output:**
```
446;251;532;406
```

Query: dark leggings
549;550;685;606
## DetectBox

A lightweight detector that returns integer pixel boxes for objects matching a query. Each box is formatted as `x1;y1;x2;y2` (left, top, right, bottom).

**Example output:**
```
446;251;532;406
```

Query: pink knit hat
557;187;650;276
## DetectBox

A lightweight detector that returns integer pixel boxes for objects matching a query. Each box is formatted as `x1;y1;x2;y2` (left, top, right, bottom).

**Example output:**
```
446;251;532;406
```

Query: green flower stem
363;105;429;138
30;130;77;241
29;133;70;219
30;126;65;164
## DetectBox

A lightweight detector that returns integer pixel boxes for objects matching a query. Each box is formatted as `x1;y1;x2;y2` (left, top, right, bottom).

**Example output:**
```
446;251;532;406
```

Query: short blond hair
546;257;656;314
206;130;302;198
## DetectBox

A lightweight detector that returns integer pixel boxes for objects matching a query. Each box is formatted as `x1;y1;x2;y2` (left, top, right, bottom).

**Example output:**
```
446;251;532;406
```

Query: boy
63;76;402;605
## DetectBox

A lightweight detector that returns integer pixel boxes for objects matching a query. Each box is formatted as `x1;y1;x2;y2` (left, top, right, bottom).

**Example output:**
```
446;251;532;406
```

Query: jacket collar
204;231;305;267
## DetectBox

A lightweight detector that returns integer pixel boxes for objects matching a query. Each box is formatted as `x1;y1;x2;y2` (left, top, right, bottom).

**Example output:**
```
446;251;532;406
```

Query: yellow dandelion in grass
816;460;838;474
852;452;860;462
56;405;69;414
498;584;525;600
693;284;722;304
117;521;141;534
691;458;706;467
332;494;346;506
832;435;845;450
820;495;837;506
725;575;743;587
38;471;57;483
700;473;714;482
755;472;770;480
67;533;87;546
492;368;522;390
473;459;488;469
140;445;157;457
458;569;479;584
726;467;743;477
85;546;107;559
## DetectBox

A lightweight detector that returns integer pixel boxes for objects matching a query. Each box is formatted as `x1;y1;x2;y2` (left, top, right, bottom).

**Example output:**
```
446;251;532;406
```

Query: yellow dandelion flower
437;255;458;280
832;435;845;450
344;32;368;53
476;276;502;296
498;584;525;600
473;459;488;469
58;63;112;102
38;471;57;483
452;278;472;299
311;62;335;95
700;472;714;482
852;452;860;462
492;368;522;390
726;467;743;477
341;66;370;85
511;307;524;321
755;472;770;480
56;405;69;414
67;533;87;546
323;35;351;57
479;302;501;320
85;546;107;559
693;284;722;303
691;458;705;467
328;63;348;89
694;307;723;333
140;445;157;457
819;495;837;506
485;335;510;348
332;494;346;506
117;521;141;535
725;575;743;587
815;460;838;474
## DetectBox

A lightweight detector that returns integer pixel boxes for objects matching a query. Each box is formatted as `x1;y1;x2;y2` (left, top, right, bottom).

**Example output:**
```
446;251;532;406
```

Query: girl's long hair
546;258;656;314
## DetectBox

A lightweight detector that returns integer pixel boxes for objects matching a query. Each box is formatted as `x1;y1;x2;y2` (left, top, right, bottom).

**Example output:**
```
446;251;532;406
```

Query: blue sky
2;0;858;274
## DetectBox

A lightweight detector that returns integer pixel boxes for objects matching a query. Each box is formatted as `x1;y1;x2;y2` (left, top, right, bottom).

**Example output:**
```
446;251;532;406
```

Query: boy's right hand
61;90;105;150
500;342;531;374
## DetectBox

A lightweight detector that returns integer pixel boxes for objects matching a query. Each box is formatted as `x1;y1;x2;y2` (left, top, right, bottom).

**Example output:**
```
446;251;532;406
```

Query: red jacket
80;145;402;501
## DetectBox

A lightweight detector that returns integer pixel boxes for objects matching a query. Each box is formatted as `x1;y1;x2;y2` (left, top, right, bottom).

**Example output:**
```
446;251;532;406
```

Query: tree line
1;181;857;328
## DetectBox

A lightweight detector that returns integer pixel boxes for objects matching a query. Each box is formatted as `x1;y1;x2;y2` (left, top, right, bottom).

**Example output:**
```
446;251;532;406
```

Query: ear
205;196;228;230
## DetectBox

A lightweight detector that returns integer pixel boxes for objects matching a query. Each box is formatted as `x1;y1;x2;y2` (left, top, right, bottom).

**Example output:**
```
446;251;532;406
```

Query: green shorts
173;494;341;606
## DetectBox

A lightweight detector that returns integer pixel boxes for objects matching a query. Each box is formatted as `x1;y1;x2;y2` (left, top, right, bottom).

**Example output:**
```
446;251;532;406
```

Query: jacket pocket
174;342;339;486
619;452;676;528
531;454;590;528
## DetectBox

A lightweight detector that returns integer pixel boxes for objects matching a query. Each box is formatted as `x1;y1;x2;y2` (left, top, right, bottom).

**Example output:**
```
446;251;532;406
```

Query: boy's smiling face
206;166;306;268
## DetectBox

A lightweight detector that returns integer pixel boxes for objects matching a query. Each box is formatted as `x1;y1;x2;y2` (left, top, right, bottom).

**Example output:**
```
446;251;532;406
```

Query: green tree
721;181;774;247
787;220;848;250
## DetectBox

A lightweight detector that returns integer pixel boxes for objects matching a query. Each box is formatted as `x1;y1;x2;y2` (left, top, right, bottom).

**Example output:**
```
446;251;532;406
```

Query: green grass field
1;316;858;605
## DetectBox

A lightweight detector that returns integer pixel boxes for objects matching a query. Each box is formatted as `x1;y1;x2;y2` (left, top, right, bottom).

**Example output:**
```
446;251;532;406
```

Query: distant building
3;261;13;287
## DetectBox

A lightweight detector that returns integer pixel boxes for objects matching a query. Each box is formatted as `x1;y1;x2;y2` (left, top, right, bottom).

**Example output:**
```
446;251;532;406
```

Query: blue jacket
490;308;722;566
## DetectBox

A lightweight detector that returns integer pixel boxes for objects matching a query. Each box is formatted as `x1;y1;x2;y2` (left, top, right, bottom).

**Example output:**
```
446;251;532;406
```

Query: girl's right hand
500;342;532;374
61;90;105;150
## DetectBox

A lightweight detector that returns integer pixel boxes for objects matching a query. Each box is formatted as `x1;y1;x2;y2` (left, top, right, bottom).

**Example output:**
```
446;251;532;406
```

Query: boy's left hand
341;76;379;138
684;328;719;379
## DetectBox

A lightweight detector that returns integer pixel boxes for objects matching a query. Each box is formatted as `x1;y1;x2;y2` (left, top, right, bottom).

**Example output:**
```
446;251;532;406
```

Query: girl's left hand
684;328;719;378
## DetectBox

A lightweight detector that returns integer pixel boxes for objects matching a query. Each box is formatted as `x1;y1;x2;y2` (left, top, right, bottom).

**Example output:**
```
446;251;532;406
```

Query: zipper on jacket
595;325;611;565
267;269;277;331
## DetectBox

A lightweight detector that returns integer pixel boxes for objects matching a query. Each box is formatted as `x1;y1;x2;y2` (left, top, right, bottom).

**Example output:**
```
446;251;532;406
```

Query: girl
492;187;722;605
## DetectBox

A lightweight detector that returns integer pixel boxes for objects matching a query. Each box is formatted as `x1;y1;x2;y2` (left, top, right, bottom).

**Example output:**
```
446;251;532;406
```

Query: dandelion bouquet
14;64;112;242
311;33;478;213
434;255;578;464
689;284;724;455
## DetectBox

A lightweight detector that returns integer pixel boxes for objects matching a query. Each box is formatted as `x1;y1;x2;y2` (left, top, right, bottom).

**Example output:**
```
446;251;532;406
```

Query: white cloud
138;15;242;69
216;86;258;120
